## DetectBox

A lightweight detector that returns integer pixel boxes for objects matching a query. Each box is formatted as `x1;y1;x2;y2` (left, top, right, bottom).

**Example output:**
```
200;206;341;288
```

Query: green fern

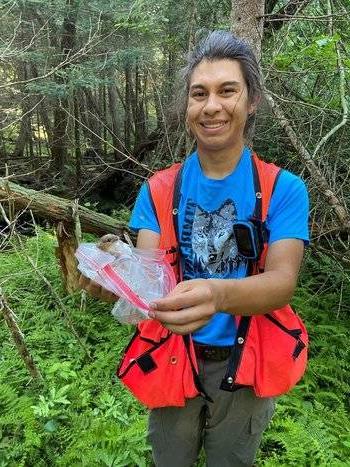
1;231;350;466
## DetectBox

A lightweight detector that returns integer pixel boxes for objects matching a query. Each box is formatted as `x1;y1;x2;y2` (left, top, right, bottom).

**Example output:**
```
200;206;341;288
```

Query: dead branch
265;90;350;231
264;0;312;31
312;11;348;157
62;106;151;173
0;290;43;381
264;13;346;21
0;24;116;90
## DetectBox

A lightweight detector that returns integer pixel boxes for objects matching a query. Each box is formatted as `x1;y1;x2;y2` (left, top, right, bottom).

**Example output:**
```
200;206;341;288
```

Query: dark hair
175;30;262;139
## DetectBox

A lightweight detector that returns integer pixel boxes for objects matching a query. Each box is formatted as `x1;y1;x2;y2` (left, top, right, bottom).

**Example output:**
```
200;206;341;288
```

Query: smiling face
186;59;256;156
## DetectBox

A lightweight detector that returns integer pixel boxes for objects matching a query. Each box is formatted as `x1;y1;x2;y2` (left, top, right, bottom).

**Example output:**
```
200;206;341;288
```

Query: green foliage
113;0;166;35
273;34;340;73
1;233;350;466
0;231;150;466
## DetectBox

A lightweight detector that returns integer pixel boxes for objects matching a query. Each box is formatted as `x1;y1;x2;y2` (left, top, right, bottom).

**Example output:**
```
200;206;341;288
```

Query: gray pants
148;357;275;467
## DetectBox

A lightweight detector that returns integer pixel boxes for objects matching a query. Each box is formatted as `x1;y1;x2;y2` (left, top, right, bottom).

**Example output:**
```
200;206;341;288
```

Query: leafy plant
1;231;349;466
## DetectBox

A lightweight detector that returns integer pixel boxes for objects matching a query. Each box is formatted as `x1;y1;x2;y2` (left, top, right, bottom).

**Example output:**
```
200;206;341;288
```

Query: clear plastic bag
75;240;176;324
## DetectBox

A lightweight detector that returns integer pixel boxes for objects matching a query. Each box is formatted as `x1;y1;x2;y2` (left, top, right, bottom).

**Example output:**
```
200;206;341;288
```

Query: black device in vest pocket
232;220;265;260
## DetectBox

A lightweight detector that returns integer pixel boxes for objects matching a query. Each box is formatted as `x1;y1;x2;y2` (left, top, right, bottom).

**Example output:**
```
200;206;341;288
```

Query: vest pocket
264;313;306;360
254;306;308;396
232;305;308;397
116;321;200;408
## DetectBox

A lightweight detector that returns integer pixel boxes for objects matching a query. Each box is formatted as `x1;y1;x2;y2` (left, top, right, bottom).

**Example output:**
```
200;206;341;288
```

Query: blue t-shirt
129;147;309;346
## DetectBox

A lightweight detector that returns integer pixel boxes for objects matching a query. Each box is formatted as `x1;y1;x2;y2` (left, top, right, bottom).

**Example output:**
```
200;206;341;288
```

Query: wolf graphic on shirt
181;199;240;277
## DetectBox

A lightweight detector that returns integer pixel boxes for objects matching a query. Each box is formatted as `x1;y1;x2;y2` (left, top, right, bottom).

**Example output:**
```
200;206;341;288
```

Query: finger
166;279;205;297
164;319;209;335
152;288;209;311
152;306;213;326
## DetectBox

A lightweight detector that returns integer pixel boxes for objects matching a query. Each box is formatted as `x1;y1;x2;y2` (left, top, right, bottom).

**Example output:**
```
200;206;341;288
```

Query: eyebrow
190;80;241;90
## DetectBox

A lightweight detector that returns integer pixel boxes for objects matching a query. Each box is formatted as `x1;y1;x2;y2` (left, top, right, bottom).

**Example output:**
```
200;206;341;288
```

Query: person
80;30;309;467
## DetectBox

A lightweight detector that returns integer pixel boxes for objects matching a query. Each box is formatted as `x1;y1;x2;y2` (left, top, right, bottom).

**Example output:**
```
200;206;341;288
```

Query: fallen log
0;178;129;237
0;178;132;293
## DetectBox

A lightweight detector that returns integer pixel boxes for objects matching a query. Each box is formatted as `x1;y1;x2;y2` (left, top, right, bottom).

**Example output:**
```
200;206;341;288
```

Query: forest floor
0;229;350;466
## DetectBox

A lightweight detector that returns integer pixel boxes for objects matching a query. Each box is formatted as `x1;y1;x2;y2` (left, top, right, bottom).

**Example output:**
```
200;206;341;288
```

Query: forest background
0;0;350;465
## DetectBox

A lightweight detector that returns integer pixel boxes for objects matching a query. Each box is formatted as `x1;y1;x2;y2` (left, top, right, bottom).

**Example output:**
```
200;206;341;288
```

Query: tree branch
264;90;350;230
312;31;348;155
264;0;312;30
0;290;43;381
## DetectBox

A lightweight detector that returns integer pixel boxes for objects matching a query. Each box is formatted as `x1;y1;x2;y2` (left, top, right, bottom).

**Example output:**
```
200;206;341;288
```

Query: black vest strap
220;315;251;391
172;164;184;281
251;156;263;220
172;164;183;242
183;334;213;402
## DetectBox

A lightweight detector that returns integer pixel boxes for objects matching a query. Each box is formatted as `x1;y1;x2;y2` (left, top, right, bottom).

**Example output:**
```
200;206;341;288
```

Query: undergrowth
0;231;349;466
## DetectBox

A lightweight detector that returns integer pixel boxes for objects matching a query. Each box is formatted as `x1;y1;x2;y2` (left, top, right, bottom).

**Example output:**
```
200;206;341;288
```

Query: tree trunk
108;80;123;159
133;64;146;151
231;0;265;61
102;85;107;158
50;105;69;174
49;0;78;175
39;101;53;155
13;64;33;159
187;0;198;53
73;95;81;192
13;113;31;159
83;88;103;156
0;121;7;161
55;221;80;293
124;63;132;151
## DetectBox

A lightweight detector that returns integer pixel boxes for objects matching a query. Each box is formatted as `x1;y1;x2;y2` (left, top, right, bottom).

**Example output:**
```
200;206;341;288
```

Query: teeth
203;122;225;128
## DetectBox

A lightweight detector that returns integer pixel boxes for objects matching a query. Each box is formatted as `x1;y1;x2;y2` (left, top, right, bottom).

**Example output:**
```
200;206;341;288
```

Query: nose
203;93;222;115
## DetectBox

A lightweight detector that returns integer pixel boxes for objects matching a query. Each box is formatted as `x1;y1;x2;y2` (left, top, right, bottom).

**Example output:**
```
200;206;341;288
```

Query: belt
194;343;233;362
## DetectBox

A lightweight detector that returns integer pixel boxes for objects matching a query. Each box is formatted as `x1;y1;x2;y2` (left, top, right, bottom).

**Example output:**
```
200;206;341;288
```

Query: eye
191;90;206;99
221;88;236;95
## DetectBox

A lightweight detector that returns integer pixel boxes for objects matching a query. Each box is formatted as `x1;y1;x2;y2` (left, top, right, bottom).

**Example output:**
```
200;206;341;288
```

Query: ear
248;95;261;115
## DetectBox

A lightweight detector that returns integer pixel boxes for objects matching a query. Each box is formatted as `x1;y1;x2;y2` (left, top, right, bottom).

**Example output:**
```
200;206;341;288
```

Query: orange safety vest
116;153;308;408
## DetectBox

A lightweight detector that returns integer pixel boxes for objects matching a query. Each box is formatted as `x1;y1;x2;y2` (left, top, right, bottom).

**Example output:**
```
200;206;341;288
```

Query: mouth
200;121;228;129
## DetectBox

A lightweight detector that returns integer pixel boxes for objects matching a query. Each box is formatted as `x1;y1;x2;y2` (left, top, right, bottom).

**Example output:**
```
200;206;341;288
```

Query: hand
78;274;119;303
149;279;219;335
